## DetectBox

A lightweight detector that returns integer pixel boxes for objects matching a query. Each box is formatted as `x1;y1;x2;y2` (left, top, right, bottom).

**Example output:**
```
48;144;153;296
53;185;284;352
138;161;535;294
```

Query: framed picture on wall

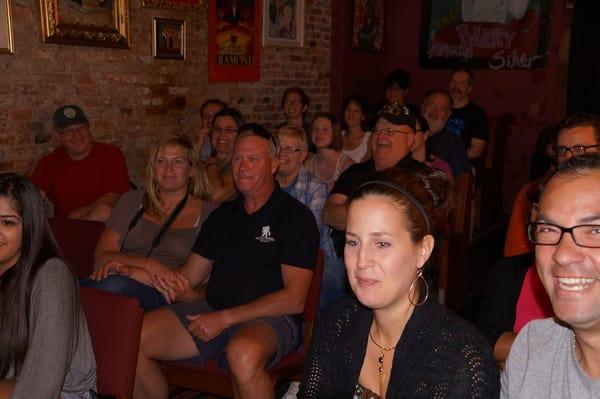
39;0;130;48
0;0;14;54
352;0;384;52
262;0;304;47
419;0;552;69
153;18;186;59
208;0;261;82
142;0;201;10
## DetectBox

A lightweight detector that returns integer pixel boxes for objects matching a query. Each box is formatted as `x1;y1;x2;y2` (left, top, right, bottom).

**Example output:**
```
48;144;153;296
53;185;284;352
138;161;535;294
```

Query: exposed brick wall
0;0;331;183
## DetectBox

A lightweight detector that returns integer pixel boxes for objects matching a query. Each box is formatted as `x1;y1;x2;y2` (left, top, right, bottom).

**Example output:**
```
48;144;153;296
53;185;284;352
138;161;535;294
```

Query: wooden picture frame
40;0;130;48
153;18;185;60
262;0;304;47
0;0;14;54
352;0;384;52
142;0;201;11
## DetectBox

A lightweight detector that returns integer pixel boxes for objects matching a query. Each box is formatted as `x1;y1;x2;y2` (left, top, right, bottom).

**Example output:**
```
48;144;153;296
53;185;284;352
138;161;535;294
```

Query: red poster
209;0;261;82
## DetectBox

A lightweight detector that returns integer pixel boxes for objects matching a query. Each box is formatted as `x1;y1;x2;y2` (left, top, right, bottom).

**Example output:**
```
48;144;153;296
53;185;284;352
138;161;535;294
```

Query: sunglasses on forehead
238;123;281;154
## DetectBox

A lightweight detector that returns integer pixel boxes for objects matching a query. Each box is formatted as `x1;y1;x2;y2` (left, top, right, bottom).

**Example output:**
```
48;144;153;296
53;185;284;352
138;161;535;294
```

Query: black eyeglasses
527;222;600;248
552;144;600;159
239;123;281;155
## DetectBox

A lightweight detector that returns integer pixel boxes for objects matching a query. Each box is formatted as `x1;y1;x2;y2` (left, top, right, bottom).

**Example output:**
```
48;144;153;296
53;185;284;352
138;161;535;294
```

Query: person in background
502;154;600;398
0;173;96;399
205;107;245;204
32;104;130;221
341;94;372;163
276;87;311;135
380;69;419;114
304;113;353;192
83;134;214;312
276;125;346;314
411;114;453;181
195;98;227;161
421;90;471;177
446;67;489;161
300;168;499;398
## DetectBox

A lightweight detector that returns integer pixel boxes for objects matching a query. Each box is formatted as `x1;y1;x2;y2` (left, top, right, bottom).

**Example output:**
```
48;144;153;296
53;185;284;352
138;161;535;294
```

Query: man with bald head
421;90;471;177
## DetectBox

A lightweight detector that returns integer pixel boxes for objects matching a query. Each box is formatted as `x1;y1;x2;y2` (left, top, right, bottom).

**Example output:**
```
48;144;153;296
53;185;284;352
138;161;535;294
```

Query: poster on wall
352;0;384;52
419;0;552;70
208;0;261;82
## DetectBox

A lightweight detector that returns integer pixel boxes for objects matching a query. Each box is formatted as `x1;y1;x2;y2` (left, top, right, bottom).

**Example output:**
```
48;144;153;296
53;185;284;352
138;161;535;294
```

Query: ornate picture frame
142;0;201;10
40;0;130;48
152;18;185;60
262;0;304;47
0;0;14;54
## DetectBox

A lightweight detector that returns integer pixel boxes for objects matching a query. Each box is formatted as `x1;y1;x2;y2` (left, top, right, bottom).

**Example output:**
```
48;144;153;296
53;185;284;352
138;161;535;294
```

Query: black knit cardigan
299;295;500;398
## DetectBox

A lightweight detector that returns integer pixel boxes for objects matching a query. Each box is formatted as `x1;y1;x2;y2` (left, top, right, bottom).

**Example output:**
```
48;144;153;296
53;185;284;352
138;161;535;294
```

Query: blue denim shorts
169;300;300;370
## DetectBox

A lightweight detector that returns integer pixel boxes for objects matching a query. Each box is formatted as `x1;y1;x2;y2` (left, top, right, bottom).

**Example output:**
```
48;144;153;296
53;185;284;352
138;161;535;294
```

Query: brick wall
0;0;331;183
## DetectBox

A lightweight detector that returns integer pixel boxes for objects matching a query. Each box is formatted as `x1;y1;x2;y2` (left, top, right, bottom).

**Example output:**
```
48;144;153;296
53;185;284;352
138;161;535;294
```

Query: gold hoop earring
408;268;429;306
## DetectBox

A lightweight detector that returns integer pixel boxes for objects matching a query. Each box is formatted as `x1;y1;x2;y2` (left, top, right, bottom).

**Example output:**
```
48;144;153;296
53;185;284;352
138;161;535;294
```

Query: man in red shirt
32;105;130;221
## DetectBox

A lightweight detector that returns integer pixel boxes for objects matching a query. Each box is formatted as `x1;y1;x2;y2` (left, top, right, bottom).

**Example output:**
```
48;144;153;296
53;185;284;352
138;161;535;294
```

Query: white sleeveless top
342;131;371;163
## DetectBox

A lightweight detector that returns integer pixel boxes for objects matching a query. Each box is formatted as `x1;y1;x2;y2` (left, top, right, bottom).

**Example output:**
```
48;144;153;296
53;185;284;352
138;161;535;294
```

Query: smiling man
501;153;600;398
323;104;426;258
134;123;319;399
31;105;129;221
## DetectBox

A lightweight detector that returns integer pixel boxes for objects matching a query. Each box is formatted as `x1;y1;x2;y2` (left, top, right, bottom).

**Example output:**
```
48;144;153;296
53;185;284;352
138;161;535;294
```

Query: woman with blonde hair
83;134;215;311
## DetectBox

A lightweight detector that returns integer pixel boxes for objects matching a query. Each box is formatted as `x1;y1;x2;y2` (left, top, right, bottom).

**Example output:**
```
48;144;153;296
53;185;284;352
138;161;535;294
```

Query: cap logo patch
63;107;77;119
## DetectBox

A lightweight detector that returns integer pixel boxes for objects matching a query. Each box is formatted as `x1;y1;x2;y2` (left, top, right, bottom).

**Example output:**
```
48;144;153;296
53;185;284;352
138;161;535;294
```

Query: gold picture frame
40;0;130;48
142;0;201;11
0;0;14;54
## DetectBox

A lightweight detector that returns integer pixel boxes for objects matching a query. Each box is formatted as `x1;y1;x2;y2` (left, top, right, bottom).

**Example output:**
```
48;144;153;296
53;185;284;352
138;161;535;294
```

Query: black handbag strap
120;192;189;258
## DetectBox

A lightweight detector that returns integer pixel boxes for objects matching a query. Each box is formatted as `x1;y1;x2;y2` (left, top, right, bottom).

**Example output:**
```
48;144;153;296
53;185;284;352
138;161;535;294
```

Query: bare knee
226;335;271;383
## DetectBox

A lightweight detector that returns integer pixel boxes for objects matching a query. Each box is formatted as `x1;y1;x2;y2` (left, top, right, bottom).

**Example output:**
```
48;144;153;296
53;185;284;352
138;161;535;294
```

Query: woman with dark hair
0;173;96;398
84;134;215;312
277;87;311;134
305;113;354;192
341;95;372;163
205;107;245;203
299;168;499;398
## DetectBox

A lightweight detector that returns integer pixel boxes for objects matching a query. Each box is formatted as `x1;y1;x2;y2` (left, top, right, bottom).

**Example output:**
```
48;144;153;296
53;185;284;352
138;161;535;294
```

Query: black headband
356;180;431;234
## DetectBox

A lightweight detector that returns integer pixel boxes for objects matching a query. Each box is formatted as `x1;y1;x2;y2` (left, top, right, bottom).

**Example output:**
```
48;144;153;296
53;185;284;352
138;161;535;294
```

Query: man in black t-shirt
446;67;489;163
134;124;319;399
323;104;426;255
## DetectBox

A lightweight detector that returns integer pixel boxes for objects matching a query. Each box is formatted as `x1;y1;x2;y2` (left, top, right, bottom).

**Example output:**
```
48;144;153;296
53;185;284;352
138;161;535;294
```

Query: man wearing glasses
323;104;426;256
421;90;471;177
31;104;129;221
501;153;600;398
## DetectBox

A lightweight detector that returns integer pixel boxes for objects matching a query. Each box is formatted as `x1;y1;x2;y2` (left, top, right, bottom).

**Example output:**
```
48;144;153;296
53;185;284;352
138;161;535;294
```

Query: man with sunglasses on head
501;153;600;398
31;104;129;221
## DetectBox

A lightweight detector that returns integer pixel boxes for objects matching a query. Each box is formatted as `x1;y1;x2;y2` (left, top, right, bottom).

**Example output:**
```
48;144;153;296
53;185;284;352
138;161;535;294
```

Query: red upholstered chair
80;286;143;399
163;250;325;398
49;218;105;278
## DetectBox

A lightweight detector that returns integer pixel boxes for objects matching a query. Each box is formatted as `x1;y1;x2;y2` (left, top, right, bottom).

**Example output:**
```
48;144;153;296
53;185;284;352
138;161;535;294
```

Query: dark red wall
331;0;569;209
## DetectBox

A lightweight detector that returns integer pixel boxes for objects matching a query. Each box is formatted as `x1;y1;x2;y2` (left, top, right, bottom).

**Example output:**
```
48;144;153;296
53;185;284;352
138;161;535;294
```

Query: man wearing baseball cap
32;104;130;221
323;103;427;253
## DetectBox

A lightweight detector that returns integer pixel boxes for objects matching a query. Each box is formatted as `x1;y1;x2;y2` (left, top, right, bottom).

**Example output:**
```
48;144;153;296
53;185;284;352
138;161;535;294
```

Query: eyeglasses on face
212;127;238;135
373;127;412;137
527;222;600;248
279;146;303;155
284;100;301;106
58;125;88;136
553;144;600;159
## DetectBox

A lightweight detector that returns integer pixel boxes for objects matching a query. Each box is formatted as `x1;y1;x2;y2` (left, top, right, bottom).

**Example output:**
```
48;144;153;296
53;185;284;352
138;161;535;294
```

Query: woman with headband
299;168;499;398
